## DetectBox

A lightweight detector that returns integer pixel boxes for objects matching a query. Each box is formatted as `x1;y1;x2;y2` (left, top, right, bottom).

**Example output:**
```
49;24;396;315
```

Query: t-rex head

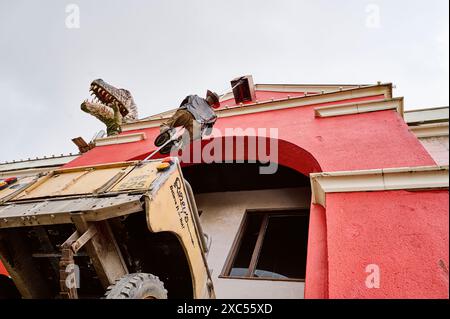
81;79;138;123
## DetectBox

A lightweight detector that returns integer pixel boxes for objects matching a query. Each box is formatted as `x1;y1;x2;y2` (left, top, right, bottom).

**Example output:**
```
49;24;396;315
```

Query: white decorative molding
409;123;449;138
314;97;404;118
404;106;449;125
310;165;449;207
255;83;366;93
219;84;368;102
121;119;164;131
123;83;393;132
94;132;146;146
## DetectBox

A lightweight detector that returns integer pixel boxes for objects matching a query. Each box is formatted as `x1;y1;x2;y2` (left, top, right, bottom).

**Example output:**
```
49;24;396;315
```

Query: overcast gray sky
0;0;448;162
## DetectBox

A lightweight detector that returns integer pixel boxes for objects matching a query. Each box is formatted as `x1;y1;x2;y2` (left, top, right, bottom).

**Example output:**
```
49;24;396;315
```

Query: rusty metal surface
15;166;131;200
0;194;143;228
0;175;41;203
111;161;160;192
71;225;97;253
0;161;173;229
5;161;162;202
59;241;78;299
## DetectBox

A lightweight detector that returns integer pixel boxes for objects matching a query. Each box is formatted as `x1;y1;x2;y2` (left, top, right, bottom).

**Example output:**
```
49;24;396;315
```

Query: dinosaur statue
81;79;138;136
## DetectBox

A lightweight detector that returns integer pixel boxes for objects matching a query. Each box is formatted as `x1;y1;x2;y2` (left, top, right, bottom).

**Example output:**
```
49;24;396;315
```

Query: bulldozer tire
104;273;168;299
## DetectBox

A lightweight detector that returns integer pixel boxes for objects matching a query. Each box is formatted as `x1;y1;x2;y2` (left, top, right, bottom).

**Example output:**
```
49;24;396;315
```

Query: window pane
254;214;309;279
229;213;264;276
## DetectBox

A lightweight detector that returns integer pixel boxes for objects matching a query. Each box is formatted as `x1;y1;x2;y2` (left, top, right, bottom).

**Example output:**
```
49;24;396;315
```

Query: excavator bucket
0;159;214;299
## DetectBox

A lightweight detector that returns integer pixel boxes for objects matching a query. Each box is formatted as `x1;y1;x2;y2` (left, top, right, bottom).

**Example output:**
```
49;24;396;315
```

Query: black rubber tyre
160;137;183;155
104;273;168;299
154;130;171;147
159;142;174;155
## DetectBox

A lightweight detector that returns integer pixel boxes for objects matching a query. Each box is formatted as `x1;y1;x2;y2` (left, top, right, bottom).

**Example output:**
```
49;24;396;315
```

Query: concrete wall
195;187;311;299
419;136;449;165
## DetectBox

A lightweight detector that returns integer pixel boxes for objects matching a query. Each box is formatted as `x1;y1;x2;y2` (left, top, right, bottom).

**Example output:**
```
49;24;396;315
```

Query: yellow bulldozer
0;158;214;299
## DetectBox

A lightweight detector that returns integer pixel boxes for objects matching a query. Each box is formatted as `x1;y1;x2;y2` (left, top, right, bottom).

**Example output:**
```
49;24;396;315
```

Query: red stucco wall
324;190;449;299
305;204;329;299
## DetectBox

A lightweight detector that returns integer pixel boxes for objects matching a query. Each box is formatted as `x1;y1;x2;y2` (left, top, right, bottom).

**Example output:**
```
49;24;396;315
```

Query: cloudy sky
0;0;448;162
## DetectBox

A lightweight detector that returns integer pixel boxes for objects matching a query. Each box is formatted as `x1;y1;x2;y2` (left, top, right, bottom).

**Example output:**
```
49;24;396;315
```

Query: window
221;210;309;281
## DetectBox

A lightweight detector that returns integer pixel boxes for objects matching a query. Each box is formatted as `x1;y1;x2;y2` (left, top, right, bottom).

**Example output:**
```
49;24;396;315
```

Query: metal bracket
59;225;98;299
71;225;97;253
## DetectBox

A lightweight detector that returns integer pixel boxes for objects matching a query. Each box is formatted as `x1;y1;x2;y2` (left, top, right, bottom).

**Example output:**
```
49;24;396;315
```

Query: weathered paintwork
0;159;214;298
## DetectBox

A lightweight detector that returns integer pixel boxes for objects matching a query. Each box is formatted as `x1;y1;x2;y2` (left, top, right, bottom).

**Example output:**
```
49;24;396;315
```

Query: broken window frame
220;208;309;282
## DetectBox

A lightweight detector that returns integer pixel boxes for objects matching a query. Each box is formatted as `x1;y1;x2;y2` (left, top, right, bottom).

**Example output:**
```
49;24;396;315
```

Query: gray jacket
179;95;217;127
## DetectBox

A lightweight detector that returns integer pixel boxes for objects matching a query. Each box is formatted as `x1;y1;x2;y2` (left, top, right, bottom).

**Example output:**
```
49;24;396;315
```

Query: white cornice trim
314;97;404;118
122;119;165;131
310;165;449;207
94;132;146;146
219;84;369;102
255;83;367;93
409;123;449;138
122;83;393;132
404;106;449;125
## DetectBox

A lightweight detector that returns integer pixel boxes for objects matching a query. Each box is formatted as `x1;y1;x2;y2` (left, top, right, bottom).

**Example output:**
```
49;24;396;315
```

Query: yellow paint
111;162;159;192
14;166;128;199
146;162;214;299
156;162;171;171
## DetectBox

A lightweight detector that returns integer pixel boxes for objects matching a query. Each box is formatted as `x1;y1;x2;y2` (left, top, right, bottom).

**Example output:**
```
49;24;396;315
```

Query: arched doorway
181;161;312;298
175;134;322;299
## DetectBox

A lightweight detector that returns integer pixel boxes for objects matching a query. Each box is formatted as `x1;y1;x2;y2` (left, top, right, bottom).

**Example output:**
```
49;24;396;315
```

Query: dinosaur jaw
88;79;129;117
81;100;115;120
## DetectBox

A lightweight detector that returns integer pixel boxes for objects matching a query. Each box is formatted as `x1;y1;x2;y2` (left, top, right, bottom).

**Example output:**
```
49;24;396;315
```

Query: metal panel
14;165;133;200
0;195;143;228
146;164;214;299
0;175;40;203
110;162;160;192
